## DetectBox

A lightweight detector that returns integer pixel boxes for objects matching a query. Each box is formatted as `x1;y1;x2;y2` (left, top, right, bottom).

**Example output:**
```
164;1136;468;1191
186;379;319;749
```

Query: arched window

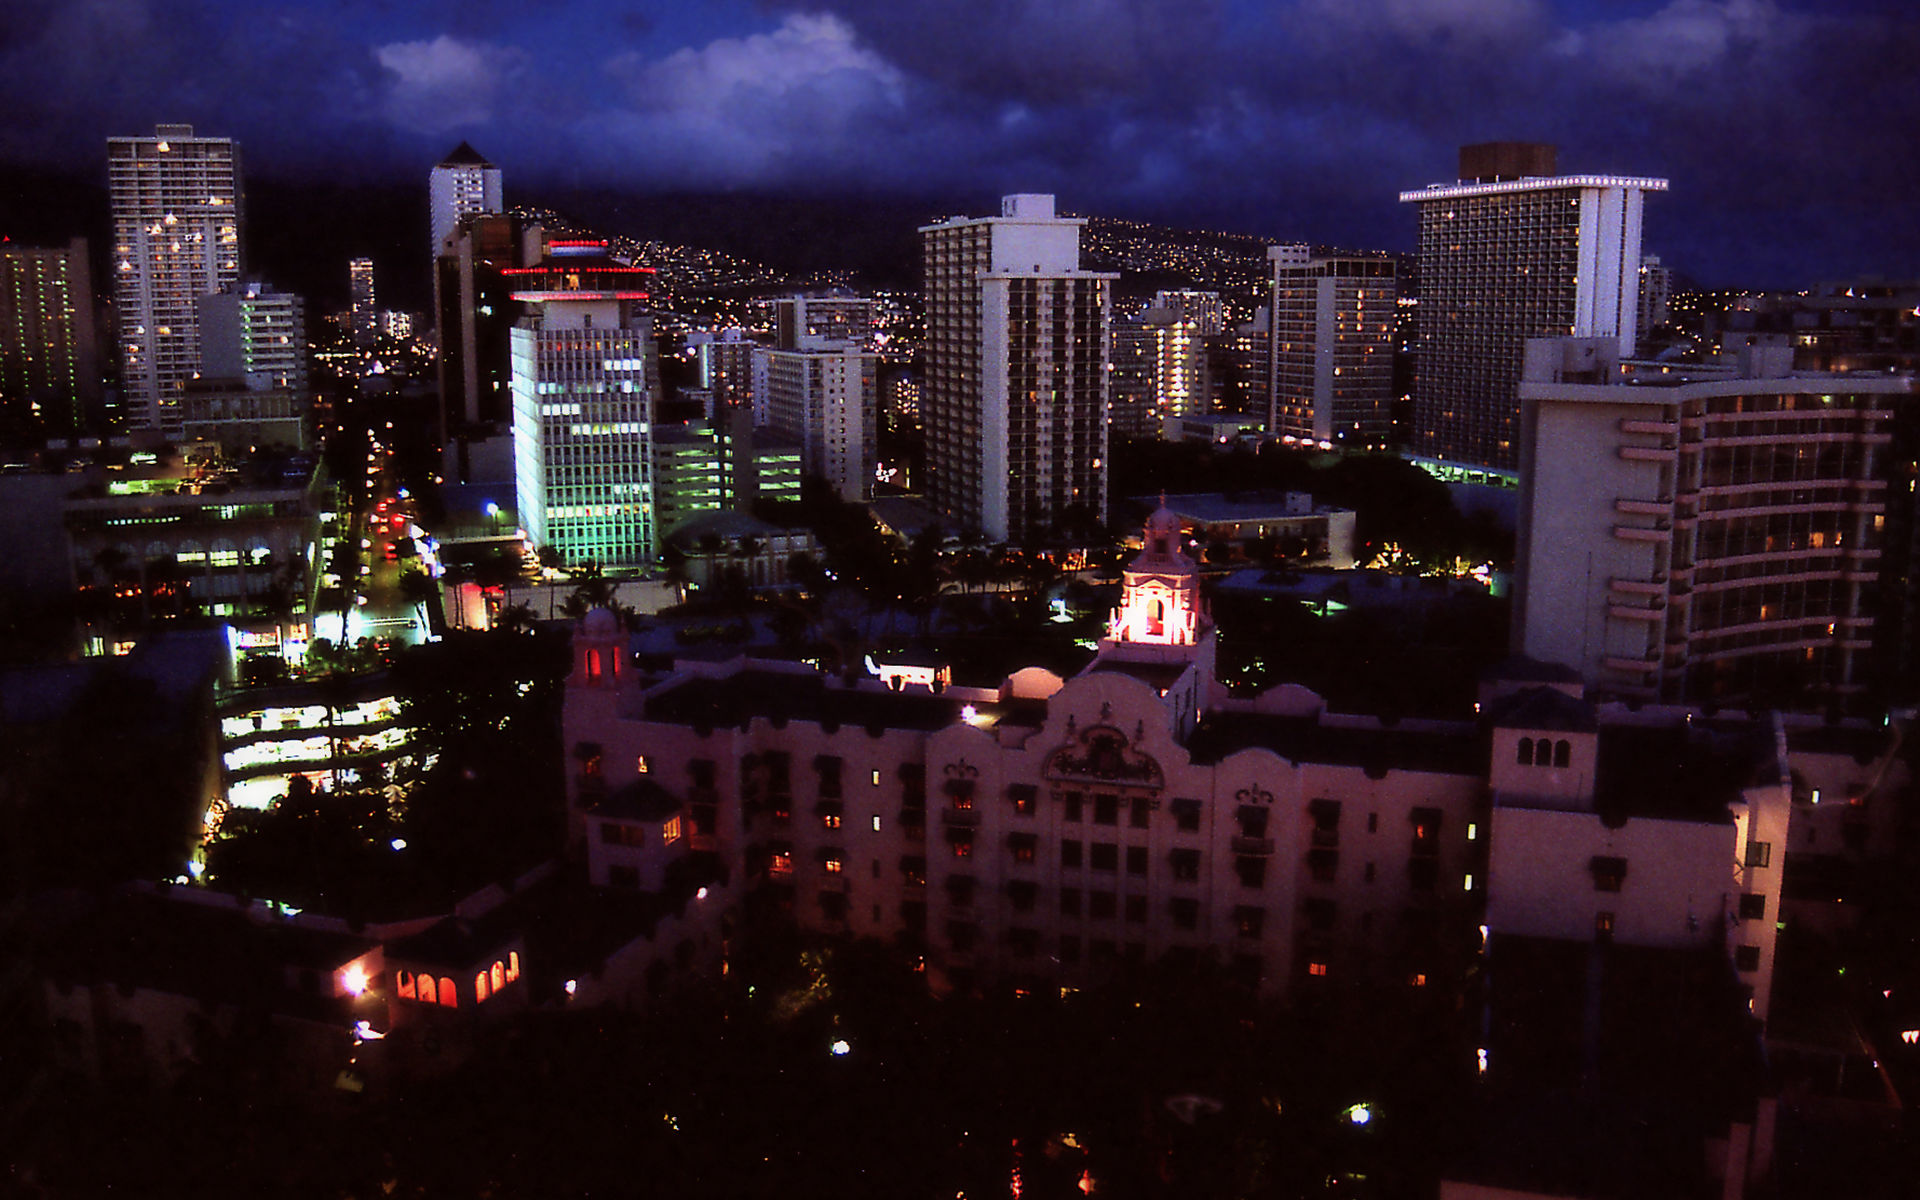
1553;740;1571;768
475;972;491;1002
506;952;521;982
491;961;506;991
1517;737;1534;766
396;970;415;1001
416;974;436;1005
439;977;458;1008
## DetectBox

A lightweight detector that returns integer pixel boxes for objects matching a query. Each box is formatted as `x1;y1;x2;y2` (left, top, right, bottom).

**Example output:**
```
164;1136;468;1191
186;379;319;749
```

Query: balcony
1620;418;1679;437
1608;604;1664;623
1614;498;1672;516
1619;445;1674;462
1613;524;1670;543
1609;577;1666;597
1602;655;1659;675
941;808;981;827
1233;836;1276;856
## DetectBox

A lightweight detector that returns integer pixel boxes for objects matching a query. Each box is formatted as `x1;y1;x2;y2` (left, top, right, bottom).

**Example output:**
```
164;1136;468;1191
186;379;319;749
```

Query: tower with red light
1111;503;1205;646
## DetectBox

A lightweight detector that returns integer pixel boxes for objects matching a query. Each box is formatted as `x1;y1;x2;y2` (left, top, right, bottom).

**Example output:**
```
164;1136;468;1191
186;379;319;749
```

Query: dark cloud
0;0;1914;285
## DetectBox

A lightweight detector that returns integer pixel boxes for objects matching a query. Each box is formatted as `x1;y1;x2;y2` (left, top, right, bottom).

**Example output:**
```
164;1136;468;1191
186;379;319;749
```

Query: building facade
0;236;100;433
508;243;660;570
197;282;307;398
1266;245;1397;449
348;257;377;350
1400;143;1666;472
920;194;1113;542
428;142;503;261
435;213;544;477
1513;336;1910;711
109;124;243;438
753;346;878;503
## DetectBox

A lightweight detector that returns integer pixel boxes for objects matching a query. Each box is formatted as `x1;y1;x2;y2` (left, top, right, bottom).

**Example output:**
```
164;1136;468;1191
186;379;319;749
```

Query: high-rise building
774;293;875;349
1513;336;1911;711
920;194;1113;542
1107;313;1159;440
0;237;100;433
1399;143;1666;473
108;124;243;438
1266;246;1397;449
435;212;544;474
689;329;757;415
508;242;660;570
428;142;503;260
1636;253;1672;343
753;345;879;503
348;258;377;350
1152;289;1225;337
1144;305;1208;425
198;282;307;397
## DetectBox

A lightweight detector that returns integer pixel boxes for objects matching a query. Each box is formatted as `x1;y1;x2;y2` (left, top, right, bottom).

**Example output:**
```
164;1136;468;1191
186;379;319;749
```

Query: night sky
2;0;1917;289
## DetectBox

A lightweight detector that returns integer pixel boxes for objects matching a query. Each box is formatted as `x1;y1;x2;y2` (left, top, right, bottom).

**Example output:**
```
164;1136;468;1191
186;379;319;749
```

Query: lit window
636;755;651;775
663;816;682;843
1307;961;1328;977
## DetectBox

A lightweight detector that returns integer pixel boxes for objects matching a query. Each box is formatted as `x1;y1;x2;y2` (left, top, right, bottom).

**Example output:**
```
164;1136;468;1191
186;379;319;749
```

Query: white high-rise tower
920;194;1114;542
1399;143;1666;474
108;124;242;437
429;142;503;258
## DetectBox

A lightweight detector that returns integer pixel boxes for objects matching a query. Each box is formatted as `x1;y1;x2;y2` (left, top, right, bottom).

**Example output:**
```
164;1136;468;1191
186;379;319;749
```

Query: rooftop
1186;710;1483;775
642;666;1046;734
1591;722;1760;824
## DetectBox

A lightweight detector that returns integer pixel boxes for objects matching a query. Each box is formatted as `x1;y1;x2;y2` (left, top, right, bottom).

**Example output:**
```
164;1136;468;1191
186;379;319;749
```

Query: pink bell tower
1111;500;1206;646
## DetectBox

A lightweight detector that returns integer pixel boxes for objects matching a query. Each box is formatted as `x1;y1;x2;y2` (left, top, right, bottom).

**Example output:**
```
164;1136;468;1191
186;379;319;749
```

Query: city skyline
0;2;1915;290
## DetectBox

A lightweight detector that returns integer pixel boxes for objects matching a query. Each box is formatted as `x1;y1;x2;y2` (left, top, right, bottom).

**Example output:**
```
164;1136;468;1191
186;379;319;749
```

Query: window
1308;799;1340;846
1306;960;1328;977
600;822;644;848
1009;833;1038;863
1126;846;1148;876
1008;927;1040;958
1306;848;1337;883
946;875;977;908
1745;841;1772;869
1302;898;1336;933
1124;895;1147;923
1407;858;1436;891
900;763;925;807
1237;805;1270;838
1231;954;1262;989
769;846;794;878
1235;905;1265;938
1090;939;1118;965
1170;848;1201;882
818;801;843;830
1236;855;1267;888
1366;812;1378;834
1590;856;1627;892
1410;807;1441;857
947;779;975;810
636;754;651;775
1093;794;1120;825
1364;862;1376;883
1595;911;1615;942
1060;887;1081;916
1009;784;1038;815
1169;897;1199;930
871;769;881;787
1516;737;1533;765
1738;893;1767;921
1007;881;1038;913
1090;890;1117;919
1554;740;1570;768
815;754;843;798
1063;791;1084;822
900;855;927;886
1170;798;1201;832
1061;839;1083;868
823;853;843;874
947;921;979;952
1060;935;1082;963
948;828;973;858
1130;798;1151;828
1734;944;1761;971
1091;842;1119;872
